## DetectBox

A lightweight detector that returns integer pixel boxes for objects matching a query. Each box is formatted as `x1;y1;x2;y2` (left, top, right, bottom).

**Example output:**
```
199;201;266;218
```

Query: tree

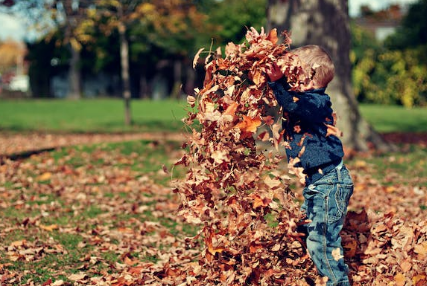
267;0;392;151
0;39;26;74
206;0;267;45
385;0;427;50
81;0;211;124
52;0;91;99
0;0;89;99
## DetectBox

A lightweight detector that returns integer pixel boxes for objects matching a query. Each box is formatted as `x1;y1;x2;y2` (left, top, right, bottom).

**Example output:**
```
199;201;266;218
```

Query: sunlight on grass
359;104;427;133
1;99;427;134
0;99;188;133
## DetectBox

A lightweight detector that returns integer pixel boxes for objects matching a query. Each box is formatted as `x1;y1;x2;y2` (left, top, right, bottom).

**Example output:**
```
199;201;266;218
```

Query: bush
351;24;427;107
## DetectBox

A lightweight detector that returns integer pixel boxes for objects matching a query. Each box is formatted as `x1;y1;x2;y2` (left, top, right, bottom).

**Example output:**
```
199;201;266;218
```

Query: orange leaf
325;124;342;137
37;172;52;181
413;275;426;285
236;115;261;133
40;224;58;232
68;273;87;281
394;272;406;286
250;69;265;85
250;193;272;208
266;28;278;44
414;241;427;259
223;101;239;117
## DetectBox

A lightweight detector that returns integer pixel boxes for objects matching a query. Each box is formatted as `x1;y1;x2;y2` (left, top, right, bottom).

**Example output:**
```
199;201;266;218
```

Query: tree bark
68;44;82;99
267;0;393;152
62;0;82;99
118;20;132;126
171;59;182;99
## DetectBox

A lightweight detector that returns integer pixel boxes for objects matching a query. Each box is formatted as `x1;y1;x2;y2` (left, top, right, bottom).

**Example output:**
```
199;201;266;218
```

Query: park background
0;0;427;285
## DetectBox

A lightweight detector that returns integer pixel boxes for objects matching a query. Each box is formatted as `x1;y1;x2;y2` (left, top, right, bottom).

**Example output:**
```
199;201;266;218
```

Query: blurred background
0;0;425;104
0;0;426;146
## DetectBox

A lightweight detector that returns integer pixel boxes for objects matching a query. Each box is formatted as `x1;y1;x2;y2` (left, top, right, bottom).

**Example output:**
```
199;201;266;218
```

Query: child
267;45;354;286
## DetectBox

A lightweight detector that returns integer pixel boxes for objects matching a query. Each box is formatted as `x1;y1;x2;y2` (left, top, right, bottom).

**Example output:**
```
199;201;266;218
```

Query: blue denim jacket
268;80;344;185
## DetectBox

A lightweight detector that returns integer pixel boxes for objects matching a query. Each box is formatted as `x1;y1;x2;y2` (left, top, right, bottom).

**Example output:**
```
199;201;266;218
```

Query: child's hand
265;62;283;82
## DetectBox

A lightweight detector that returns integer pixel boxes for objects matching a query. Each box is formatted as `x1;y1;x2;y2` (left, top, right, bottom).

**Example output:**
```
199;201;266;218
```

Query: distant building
354;4;406;41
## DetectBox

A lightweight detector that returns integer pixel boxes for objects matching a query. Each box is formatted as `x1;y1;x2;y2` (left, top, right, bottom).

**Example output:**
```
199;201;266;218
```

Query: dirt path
0;132;187;157
1;131;426;158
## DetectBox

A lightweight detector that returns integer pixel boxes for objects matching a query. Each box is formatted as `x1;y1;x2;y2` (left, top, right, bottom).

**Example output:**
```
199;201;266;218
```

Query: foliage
0;140;193;285
384;0;427;50
173;28;337;285
1;131;427;285
351;24;427;107
206;0;267;45
171;27;427;285
79;0;211;64
0;39;26;74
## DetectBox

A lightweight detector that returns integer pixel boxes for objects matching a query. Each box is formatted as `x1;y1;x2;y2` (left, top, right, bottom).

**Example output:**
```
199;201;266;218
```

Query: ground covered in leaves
0;132;426;285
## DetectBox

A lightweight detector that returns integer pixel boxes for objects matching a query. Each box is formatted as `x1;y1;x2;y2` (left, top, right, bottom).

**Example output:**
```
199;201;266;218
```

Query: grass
0;139;191;284
0;98;189;133
1;138;425;284
359;103;427;133
1;99;427;134
1;99;427;283
347;144;427;187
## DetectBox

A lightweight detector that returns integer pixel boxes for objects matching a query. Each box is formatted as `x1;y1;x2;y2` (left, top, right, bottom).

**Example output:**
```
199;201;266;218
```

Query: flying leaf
193;48;204;68
236;115;261;133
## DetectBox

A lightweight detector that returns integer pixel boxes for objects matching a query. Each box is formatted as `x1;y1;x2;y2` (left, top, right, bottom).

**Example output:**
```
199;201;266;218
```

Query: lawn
1;99;427;133
1;137;426;285
0;99;189;133
359;103;427;133
1;99;427;285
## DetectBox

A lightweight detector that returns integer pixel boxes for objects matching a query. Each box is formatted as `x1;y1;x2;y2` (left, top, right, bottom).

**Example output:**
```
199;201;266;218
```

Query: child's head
292;45;335;89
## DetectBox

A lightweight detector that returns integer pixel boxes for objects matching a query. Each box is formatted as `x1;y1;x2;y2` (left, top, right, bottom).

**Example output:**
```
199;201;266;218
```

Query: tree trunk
171;59;182;99
139;73;149;99
67;44;82;99
118;20;132;126
184;62;196;95
267;0;393;152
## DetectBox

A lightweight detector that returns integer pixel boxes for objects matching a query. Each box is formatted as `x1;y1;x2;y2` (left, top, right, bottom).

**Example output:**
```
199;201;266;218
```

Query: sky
0;0;419;42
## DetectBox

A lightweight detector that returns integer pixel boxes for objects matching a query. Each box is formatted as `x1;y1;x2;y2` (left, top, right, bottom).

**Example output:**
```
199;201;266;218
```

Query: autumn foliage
174;27;427;285
174;27;321;285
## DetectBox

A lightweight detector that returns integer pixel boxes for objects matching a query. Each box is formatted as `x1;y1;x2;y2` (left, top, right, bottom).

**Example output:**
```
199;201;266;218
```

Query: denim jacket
268;79;344;185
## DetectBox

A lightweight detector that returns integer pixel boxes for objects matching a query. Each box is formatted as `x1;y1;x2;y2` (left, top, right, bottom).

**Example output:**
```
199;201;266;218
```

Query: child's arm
268;81;332;123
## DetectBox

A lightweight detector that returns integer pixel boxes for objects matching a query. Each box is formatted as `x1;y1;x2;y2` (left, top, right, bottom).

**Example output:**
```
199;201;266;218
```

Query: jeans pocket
328;183;353;223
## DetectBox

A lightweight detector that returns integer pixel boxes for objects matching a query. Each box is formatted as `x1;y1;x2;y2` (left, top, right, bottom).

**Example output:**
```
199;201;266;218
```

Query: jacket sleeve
268;81;332;123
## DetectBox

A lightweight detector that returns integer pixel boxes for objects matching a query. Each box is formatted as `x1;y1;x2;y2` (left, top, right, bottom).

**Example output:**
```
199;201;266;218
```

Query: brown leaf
68;273;87;281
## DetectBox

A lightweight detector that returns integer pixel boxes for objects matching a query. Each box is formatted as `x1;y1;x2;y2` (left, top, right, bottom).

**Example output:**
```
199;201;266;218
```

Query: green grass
0;98;189;133
1;99;427;134
359;104;427;133
347;144;427;187
1;122;426;283
0;139;192;284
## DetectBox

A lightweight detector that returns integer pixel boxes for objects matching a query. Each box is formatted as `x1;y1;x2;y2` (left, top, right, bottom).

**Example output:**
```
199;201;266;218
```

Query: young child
267;45;354;286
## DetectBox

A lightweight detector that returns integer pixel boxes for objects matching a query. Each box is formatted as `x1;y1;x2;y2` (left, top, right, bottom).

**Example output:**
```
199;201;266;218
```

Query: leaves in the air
173;27;322;285
173;27;427;285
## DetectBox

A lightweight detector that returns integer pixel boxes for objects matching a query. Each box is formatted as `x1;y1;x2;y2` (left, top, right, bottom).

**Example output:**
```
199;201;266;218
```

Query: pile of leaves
174;28;321;285
172;27;427;286
342;209;427;285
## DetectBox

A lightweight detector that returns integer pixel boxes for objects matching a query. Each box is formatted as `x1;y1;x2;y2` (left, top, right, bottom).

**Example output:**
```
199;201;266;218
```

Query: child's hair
292;45;335;88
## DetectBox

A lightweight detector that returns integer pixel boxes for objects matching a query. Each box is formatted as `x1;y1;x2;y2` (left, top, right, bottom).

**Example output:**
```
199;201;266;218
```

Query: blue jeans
301;162;353;286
